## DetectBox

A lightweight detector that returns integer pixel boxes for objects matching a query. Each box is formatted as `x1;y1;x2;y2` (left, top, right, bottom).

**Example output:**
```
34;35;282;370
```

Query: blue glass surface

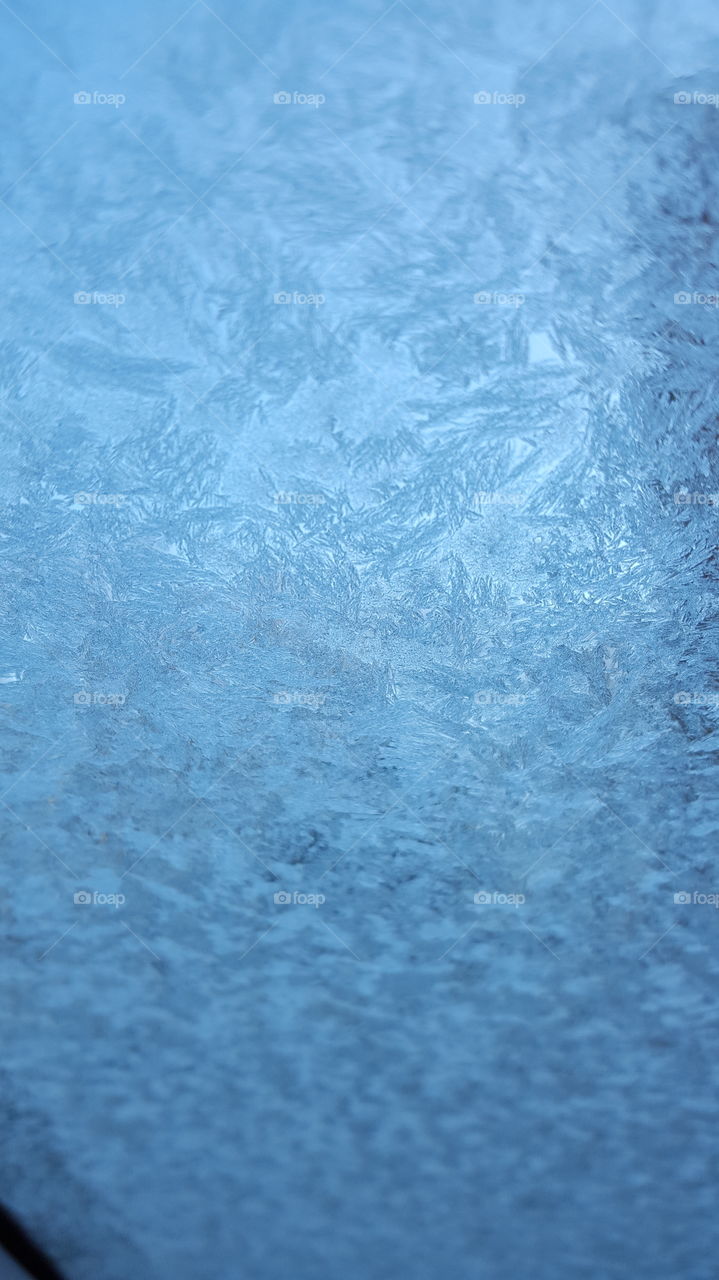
1;2;718;1277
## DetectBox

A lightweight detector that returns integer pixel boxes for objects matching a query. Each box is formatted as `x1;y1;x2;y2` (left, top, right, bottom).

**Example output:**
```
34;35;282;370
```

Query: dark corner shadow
0;1205;67;1280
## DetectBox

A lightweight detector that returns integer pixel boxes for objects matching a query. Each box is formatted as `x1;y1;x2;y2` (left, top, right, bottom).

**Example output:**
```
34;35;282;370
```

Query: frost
1;2;718;1279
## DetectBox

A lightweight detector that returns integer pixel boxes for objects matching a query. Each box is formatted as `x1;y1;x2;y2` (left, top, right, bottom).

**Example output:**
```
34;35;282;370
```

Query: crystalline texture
1;2;718;1279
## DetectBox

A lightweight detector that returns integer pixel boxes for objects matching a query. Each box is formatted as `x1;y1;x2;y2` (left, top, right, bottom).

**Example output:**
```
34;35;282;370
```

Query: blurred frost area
1;0;719;1277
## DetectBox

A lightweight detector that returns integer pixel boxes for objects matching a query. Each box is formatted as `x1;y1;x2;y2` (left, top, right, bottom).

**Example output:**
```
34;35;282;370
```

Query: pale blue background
1;1;718;1277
